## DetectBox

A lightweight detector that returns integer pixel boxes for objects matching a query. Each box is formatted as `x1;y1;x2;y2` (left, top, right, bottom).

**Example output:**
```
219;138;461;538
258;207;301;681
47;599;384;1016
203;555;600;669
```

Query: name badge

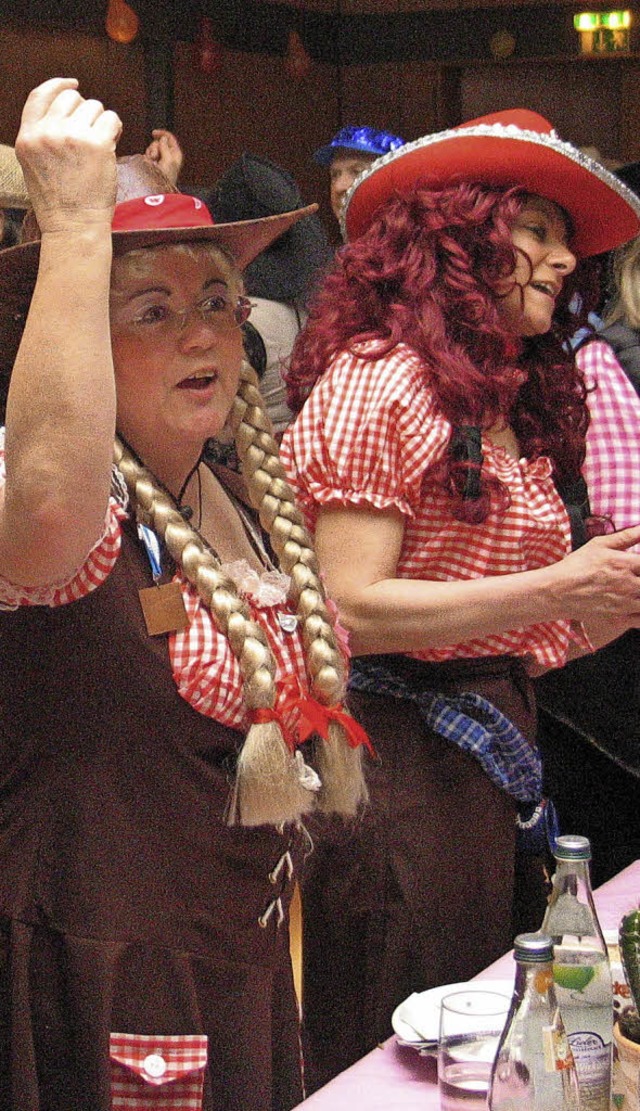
137;522;189;636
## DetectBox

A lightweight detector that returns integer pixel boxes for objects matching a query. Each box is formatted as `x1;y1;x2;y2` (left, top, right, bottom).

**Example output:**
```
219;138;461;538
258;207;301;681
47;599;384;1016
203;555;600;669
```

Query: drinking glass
438;988;510;1110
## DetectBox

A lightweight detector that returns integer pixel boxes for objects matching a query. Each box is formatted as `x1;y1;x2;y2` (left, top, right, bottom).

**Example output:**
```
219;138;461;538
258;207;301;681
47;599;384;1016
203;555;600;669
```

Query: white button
143;1053;167;1079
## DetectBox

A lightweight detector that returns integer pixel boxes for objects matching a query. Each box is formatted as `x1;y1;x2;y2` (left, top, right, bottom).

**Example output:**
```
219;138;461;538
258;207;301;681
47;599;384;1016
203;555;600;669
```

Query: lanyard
137;522;163;582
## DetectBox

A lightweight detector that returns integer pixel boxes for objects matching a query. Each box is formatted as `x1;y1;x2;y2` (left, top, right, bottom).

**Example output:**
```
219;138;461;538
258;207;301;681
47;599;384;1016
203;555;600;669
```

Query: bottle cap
554;834;591;862
513;932;554;963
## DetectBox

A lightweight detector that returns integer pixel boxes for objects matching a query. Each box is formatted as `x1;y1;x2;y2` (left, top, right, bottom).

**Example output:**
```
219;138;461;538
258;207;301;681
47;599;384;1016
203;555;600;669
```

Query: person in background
144;126;184;187
281;109;640;1091
312;124;405;225
536;223;640;887
0;77;369;1111
0;143;28;248
212;151;332;438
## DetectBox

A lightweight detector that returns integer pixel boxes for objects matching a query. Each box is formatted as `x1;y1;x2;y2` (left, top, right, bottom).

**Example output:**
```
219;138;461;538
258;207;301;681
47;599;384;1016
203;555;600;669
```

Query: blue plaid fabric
349;657;542;802
349;658;558;855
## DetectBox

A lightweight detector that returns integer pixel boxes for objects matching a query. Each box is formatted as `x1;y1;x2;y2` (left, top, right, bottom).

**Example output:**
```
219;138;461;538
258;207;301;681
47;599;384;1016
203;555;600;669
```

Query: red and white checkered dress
0;430;310;734
281;342;585;671
578;338;640;535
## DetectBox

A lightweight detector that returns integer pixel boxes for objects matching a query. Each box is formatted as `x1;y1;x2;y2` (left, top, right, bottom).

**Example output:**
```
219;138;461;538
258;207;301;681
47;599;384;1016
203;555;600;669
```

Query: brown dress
300;653;548;1094
0;516;304;1111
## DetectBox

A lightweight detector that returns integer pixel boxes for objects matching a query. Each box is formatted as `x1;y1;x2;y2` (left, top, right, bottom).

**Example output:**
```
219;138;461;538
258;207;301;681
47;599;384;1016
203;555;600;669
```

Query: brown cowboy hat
0;154;317;378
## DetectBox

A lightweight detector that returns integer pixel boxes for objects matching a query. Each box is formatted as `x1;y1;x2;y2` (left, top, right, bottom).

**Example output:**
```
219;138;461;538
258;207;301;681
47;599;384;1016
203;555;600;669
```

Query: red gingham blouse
281;342;586;670
578;338;640;535
0;430;310;733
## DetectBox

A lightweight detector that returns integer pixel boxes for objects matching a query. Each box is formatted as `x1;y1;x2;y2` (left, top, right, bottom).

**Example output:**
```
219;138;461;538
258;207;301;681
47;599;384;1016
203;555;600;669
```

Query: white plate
392;979;514;1049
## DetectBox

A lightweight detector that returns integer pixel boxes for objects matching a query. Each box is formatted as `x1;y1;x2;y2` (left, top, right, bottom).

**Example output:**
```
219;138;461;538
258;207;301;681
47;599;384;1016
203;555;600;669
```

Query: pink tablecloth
294;859;640;1109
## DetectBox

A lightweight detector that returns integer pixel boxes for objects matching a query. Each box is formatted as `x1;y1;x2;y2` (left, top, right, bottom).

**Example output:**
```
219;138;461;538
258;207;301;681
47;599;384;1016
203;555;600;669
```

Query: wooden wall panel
1;19;638;245
0;24;147;156
172;42;341;232
257;0;600;11
620;66;640;163
338;59;444;141
460;57;639;164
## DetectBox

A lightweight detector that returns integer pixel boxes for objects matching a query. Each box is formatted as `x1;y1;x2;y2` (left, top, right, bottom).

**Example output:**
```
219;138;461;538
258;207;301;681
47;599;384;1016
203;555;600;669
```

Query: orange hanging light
105;0;140;44
284;30;312;80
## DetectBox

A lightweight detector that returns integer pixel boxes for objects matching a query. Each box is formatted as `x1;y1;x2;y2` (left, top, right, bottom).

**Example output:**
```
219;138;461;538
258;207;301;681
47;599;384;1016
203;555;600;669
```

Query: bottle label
543;1019;576;1072
568;1031;611;1104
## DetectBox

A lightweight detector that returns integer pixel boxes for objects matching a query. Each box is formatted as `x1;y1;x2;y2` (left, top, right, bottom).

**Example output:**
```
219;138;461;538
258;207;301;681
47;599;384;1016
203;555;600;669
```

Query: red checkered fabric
281;342;586;670
578;338;640;539
110;1032;207;1110
0;433;311;731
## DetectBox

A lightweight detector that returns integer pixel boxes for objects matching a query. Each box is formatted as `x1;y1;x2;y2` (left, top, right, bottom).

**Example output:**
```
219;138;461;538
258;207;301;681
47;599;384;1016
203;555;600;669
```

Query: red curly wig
286;182;602;519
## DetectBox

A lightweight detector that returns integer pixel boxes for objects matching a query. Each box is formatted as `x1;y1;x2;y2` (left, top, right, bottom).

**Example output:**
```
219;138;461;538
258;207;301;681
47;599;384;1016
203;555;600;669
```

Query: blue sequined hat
313;125;405;166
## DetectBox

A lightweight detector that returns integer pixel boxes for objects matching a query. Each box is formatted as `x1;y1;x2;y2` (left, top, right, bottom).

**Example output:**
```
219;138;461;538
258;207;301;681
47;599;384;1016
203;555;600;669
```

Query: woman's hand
540;524;640;649
15;76;122;237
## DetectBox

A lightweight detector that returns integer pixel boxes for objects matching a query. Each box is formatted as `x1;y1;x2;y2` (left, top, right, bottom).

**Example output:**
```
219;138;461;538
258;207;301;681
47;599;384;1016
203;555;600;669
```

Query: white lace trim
219;558;291;607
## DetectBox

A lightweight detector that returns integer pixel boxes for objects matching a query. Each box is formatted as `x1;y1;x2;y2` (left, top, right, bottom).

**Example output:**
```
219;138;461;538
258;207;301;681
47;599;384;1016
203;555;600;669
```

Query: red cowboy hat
0;155;317;377
343;109;640;258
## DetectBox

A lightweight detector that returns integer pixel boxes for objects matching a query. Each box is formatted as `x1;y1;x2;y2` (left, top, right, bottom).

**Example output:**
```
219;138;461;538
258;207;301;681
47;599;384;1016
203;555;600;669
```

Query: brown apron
0;516;304;1111
300;653;548;1094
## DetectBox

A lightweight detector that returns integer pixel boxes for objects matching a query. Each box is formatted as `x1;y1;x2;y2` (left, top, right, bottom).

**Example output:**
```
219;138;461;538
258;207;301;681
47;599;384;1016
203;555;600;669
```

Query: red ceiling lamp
195;15;224;75
105;0;140;44
284;29;312;80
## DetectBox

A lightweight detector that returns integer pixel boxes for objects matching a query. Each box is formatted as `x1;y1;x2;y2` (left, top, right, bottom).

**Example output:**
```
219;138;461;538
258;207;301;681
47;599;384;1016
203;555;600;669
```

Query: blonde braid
113;437;315;828
229;361;368;816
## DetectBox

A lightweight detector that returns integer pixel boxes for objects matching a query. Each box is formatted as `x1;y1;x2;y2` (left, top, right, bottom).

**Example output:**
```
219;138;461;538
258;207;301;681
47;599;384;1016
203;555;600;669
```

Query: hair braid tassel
228;717;315;827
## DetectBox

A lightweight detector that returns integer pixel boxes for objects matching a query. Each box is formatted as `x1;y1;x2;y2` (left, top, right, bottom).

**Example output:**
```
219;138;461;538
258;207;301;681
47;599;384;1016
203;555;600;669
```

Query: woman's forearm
333;565;559;655
316;503;640;657
2;227;116;585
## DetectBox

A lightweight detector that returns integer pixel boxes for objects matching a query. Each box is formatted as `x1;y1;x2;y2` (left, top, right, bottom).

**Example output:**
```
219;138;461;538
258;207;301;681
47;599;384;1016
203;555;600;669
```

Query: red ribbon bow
276;676;375;756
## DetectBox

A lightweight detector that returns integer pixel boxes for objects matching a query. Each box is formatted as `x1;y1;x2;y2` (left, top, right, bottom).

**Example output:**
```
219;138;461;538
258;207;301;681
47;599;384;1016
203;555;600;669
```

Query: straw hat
342;109;640;258
0;155;317;376
0;144;28;209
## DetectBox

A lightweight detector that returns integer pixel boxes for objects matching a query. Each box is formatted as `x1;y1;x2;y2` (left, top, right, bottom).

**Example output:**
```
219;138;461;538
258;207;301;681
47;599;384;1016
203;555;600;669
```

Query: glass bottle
488;932;581;1110
540;834;613;1111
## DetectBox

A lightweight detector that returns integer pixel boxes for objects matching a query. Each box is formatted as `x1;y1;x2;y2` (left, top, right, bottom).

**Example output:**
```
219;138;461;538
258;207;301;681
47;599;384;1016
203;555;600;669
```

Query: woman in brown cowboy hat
281;109;640;1090
0;77;370;1111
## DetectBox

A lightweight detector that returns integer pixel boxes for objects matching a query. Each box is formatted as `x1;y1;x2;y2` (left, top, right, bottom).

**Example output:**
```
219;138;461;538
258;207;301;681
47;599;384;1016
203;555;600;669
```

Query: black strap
450;425;590;549
448;425;483;501
554;473;591;550
241;320;268;380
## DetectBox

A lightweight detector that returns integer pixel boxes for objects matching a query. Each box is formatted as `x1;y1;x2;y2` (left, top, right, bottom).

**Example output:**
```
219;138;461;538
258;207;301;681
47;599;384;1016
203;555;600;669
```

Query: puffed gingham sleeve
0;427;128;609
578;338;640;533
281;344;451;527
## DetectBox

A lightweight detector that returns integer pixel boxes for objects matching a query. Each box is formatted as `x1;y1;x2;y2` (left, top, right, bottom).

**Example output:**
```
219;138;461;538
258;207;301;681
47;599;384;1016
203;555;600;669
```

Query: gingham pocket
110;1032;208;1110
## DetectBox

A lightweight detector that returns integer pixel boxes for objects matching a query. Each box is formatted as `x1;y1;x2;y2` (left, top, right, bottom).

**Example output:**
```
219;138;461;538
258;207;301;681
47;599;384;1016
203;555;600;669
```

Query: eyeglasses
114;293;253;339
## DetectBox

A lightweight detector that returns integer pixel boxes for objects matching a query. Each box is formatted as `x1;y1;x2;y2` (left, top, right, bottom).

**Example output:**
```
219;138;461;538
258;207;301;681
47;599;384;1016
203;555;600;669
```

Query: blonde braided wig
114;359;367;827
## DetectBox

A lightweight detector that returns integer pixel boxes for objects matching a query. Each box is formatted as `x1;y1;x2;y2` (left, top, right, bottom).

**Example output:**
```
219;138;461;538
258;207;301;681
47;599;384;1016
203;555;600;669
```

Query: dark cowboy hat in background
0;154;317;380
211;152;332;304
